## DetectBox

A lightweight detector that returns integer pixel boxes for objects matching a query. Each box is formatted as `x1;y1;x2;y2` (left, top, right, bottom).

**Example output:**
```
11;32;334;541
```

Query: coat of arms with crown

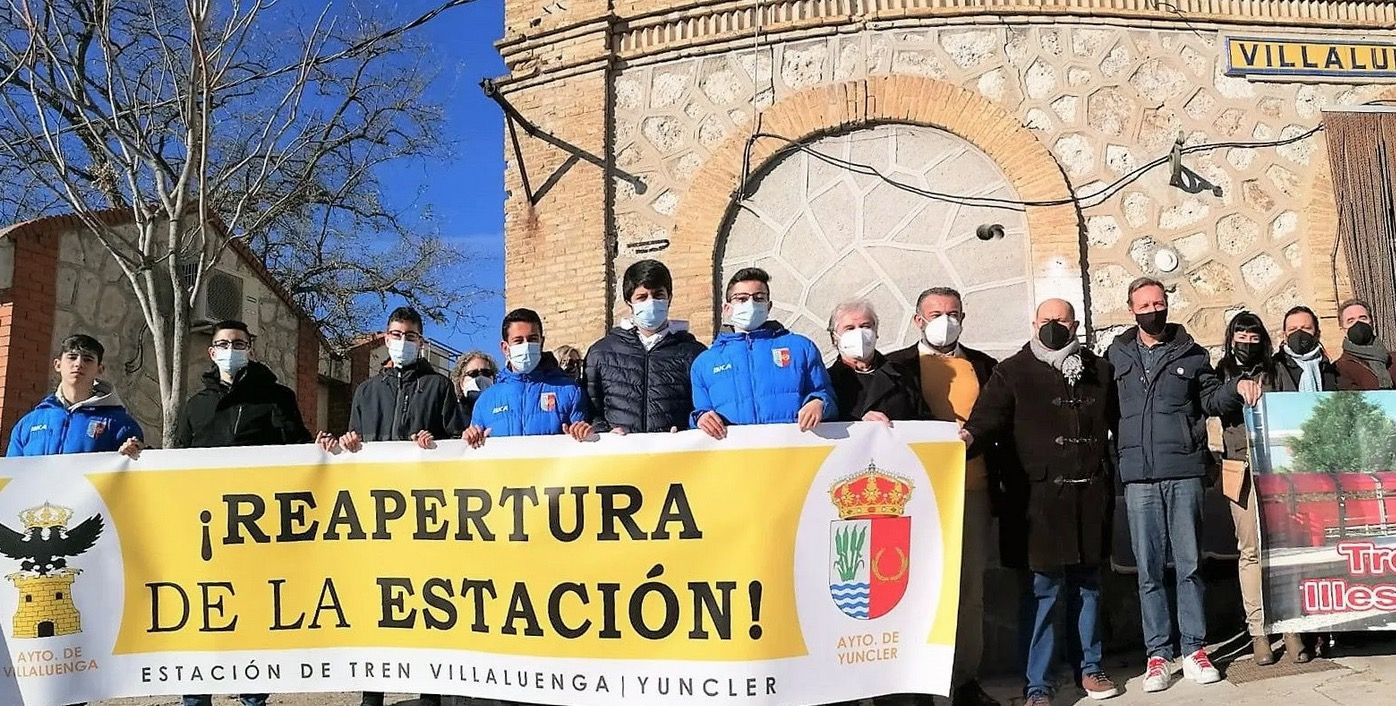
828;462;912;620
0;502;103;638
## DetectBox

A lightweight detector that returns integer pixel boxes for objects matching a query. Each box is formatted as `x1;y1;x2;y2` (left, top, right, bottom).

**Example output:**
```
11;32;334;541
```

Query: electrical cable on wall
736;126;1324;212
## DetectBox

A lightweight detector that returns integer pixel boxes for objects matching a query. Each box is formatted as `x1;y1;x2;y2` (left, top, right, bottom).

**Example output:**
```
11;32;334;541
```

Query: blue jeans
1024;566;1103;696
182;695;268;706
1125;478;1206;660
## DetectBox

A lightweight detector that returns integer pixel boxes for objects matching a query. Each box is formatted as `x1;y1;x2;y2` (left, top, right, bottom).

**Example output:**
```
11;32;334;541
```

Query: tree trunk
164;243;190;450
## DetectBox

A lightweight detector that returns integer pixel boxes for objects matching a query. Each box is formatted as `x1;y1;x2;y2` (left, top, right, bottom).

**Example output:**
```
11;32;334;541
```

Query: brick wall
295;320;319;429
500;68;614;349
0;228;59;448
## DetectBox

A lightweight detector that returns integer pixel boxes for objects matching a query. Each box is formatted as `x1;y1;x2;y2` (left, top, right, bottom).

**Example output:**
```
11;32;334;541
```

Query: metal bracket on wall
480;78;646;206
1168;135;1223;197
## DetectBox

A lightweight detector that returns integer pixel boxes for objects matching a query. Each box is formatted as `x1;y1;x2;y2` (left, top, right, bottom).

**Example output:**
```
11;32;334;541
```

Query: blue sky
379;0;508;358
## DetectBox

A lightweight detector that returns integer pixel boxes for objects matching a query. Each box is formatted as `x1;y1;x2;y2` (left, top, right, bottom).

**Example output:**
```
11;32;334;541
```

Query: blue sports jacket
7;382;144;457
469;354;589;437
690;322;838;426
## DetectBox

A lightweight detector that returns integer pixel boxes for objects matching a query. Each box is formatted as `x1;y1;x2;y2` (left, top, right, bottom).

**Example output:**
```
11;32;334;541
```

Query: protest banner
0;421;963;706
1251;391;1396;632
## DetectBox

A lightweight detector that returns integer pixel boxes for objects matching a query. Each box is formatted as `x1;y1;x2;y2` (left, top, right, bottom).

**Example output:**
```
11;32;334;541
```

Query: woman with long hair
1217;311;1318;664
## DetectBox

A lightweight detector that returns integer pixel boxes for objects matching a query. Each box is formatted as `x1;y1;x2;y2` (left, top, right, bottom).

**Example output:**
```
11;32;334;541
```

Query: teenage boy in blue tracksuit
690;267;837;439
7;334;141;706
8;334;143;458
463;307;592;447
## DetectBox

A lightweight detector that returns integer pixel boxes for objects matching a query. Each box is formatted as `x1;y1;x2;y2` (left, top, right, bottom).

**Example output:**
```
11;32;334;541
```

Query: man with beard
1107;278;1258;694
1334;299;1395;391
964;299;1118;706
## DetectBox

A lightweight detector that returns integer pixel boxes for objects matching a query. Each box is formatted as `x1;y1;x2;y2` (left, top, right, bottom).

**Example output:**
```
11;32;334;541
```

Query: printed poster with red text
1251;391;1396;632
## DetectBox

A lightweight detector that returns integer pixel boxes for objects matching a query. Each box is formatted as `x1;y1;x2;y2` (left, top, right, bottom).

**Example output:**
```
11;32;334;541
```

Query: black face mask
1233;341;1264;366
1348;321;1377;346
1135;309;1169;337
1287;330;1319;356
1038;321;1073;351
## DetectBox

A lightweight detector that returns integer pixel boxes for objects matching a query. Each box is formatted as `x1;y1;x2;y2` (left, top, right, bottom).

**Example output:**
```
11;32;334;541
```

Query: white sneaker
1182;649;1222;684
1142;656;1173;693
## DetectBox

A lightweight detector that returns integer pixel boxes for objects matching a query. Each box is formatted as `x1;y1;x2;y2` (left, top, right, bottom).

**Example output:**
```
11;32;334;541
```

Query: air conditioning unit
193;269;246;324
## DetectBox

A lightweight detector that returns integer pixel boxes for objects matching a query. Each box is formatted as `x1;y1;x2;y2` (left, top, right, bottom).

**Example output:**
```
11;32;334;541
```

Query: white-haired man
826;299;928;424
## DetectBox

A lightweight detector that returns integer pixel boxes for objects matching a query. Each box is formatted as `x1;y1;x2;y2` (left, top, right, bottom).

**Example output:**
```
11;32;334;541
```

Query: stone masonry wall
610;20;1390;350
51;228;304;444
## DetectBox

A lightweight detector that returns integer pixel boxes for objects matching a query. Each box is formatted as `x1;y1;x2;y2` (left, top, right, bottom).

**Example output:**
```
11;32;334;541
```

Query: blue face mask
386;338;420;367
729;300;769;332
631;298;670;331
213;348;248;378
509;342;542;374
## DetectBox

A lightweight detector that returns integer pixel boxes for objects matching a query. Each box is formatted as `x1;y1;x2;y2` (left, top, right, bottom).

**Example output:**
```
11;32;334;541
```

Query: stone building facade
0;211;347;446
495;0;1396;357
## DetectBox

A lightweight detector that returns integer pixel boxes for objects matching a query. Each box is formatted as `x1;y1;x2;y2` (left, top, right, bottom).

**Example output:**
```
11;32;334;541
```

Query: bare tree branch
0;0;490;445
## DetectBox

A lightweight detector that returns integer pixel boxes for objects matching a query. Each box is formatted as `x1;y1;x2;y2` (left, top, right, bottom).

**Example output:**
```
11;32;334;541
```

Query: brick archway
670;76;1082;339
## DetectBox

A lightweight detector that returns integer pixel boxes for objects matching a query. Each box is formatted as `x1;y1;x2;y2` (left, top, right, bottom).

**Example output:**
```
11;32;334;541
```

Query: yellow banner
1225;36;1396;80
0;422;964;706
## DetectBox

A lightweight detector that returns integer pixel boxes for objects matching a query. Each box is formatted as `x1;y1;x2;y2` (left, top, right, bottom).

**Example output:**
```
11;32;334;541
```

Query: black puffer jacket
585;323;707;433
174;361;312;448
349;359;463;441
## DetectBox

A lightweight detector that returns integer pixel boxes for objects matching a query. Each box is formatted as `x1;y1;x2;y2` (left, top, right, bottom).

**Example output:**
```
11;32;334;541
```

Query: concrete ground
90;640;1396;706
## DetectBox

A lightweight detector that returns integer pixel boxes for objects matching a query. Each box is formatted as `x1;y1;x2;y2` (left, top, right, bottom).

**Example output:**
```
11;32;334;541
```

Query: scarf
1029;336;1084;386
1342;337;1394;389
1282;343;1325;392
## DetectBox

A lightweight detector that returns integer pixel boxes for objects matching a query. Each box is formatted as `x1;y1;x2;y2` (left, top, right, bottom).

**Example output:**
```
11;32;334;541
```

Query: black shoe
419;696;442;706
952;680;1000;706
360;693;385;706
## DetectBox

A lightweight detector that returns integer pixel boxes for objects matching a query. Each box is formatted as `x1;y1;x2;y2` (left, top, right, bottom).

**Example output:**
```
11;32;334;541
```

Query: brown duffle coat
965;344;1117;571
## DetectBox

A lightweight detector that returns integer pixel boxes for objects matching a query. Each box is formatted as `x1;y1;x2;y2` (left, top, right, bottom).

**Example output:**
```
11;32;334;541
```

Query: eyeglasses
463;369;492;378
728;293;770;304
212;340;251;351
386;330;424;343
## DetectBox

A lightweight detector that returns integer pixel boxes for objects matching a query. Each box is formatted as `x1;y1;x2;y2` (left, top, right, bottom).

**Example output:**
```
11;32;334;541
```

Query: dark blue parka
1107;324;1240;483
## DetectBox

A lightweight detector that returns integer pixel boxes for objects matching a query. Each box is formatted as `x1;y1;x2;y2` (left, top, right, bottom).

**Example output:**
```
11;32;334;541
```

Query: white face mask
509;342;542;374
213;348;248;378
837;327;877;361
631;298;670;331
386;338;420;367
729;300;769;331
461;374;493;395
923;314;963;349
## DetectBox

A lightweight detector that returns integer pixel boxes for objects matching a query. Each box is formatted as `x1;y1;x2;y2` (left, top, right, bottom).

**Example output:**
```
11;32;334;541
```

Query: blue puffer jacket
6;382;144;457
469;353;589;437
690;321;838;426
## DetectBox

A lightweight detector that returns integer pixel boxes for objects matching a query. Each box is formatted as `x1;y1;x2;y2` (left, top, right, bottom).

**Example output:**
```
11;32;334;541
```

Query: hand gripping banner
0;421;964;705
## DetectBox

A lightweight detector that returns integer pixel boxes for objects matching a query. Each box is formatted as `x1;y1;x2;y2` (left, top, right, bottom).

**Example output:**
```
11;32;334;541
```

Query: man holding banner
173;319;311;706
689;267;836;438
7;334;143;460
887;286;999;706
325;306;455;706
